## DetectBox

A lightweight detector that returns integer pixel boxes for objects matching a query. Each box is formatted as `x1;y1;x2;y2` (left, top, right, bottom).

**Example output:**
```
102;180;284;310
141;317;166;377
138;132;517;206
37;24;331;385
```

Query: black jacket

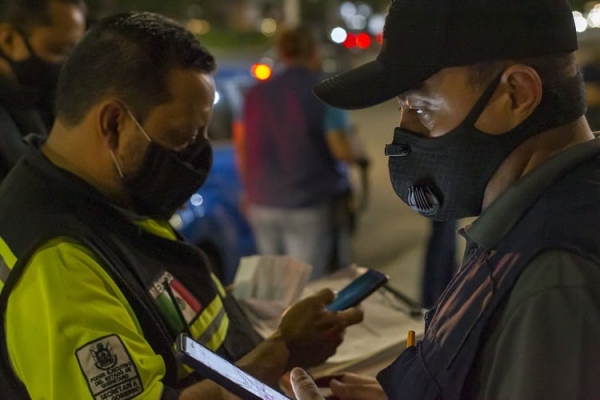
0;75;50;181
377;139;600;399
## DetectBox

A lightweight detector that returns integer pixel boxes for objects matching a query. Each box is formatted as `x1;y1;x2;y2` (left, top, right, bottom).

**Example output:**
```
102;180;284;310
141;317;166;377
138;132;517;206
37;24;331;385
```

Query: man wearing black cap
291;0;600;399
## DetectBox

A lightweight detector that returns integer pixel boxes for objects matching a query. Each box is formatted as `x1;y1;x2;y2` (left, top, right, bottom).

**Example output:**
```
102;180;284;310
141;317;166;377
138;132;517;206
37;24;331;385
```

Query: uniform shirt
4;218;227;399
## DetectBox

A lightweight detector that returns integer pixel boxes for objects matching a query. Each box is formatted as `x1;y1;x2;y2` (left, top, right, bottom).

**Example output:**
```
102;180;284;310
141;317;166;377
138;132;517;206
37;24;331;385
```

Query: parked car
170;65;259;285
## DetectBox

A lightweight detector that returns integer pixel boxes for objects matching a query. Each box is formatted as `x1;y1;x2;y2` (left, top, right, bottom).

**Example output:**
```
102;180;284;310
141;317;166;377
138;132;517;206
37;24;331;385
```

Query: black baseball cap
314;0;578;110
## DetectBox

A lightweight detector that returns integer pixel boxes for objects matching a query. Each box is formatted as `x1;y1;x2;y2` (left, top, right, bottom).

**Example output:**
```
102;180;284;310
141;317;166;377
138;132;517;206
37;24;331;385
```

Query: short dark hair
0;0;86;33
56;12;217;126
276;24;318;62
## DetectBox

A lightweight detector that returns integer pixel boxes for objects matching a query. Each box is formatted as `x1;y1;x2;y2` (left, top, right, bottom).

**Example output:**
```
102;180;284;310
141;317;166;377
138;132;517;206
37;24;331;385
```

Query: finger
334;381;386;399
335;306;365;327
314;288;336;305
291;368;324;400
338;373;379;385
313;307;364;333
330;380;385;400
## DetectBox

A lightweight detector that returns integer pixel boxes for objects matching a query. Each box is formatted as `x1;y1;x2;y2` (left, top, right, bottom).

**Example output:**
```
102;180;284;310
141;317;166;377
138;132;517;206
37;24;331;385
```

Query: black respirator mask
385;72;587;221
111;110;213;220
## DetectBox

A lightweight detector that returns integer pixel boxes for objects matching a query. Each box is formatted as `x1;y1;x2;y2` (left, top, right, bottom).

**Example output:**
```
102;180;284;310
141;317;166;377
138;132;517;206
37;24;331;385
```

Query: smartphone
176;334;291;400
325;269;389;312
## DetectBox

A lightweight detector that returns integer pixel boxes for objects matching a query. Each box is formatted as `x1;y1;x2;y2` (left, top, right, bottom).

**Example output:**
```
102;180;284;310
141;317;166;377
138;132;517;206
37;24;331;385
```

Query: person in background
0;12;363;399
238;25;367;279
292;0;600;398
0;0;86;181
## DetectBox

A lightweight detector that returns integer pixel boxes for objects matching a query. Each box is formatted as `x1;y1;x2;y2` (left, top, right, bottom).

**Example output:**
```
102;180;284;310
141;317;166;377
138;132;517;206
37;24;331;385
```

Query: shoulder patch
76;334;143;400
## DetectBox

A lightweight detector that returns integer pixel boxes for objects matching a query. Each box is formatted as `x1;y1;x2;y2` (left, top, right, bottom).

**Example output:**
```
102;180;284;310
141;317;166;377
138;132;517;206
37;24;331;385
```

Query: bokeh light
186;19;211;35
343;32;356;48
330;27;348;44
251;63;273;81
260;18;277;36
356;32;372;49
574;11;588;32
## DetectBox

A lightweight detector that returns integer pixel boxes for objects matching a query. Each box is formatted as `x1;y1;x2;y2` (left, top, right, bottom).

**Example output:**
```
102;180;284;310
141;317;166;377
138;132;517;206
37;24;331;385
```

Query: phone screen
326;269;389;312
179;335;291;400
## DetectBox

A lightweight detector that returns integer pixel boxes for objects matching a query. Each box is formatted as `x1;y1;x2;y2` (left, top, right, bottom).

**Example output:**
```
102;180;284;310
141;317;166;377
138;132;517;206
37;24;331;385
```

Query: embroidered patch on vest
149;270;203;333
76;334;143;400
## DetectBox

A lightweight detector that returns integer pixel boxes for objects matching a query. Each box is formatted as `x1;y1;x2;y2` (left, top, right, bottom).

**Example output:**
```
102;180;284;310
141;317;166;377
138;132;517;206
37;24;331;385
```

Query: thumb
290;368;324;400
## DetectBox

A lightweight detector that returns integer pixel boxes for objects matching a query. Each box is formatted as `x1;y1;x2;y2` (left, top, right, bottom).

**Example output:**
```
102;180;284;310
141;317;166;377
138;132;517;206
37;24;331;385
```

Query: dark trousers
422;220;457;309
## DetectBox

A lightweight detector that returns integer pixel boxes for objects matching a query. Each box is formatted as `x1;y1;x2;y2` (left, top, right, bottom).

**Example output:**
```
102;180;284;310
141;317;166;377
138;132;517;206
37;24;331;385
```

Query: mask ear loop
396;97;407;127
110;151;124;178
125;109;152;143
109;107;147;180
462;74;503;126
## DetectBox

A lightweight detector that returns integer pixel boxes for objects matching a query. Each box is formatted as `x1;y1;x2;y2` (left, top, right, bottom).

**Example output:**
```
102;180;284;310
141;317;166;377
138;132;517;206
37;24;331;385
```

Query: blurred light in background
343;32;356;48
574;11;589;32
333;2;383;50
340;1;357;20
587;4;600;28
347;14;367;30
368;14;385;35
251;63;272;81
169;214;184;230
330;27;348;44
356;32;372;49
190;194;204;207
260;18;277;36
356;3;372;17
214;91;221;105
186;19;211;35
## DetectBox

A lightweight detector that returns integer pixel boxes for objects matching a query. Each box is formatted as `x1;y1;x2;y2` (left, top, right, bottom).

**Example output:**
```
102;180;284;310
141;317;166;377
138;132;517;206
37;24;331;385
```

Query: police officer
0;12;363;399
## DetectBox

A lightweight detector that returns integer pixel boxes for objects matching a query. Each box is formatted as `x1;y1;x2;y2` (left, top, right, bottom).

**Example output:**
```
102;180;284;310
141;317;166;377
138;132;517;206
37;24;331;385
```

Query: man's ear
0;23;27;61
502;64;543;126
97;101;127;150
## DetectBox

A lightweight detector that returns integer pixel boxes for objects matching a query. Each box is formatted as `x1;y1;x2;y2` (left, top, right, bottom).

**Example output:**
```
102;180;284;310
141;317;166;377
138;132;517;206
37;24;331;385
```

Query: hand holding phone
177;334;291;400
325;269;389;312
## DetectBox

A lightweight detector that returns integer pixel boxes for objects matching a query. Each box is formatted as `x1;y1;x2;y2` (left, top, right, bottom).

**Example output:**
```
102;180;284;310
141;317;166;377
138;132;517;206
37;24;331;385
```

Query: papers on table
232;257;424;376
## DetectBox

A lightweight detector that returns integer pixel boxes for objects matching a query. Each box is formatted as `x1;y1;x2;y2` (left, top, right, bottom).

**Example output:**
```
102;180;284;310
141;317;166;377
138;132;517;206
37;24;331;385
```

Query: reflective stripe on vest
190;295;229;351
0;237;17;294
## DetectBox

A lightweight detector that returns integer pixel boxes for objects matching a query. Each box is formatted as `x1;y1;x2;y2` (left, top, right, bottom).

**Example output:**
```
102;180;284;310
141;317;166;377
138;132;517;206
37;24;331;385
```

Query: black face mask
385;72;587;221
1;30;63;102
111;112;213;220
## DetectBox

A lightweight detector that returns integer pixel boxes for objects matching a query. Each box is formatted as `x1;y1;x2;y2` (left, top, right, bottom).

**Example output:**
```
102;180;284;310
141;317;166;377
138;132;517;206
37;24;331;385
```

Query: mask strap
126;109;152;143
396;96;407;127
397;104;405;127
110;150;124;179
462;74;503;126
